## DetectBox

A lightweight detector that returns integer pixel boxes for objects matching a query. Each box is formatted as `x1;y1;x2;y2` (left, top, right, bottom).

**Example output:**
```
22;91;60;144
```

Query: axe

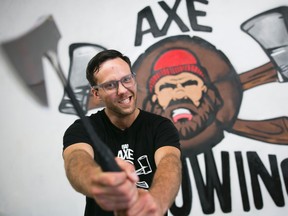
1;15;120;172
241;6;288;82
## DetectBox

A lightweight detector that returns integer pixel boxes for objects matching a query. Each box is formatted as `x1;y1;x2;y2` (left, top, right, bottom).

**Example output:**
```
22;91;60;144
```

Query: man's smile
118;96;133;104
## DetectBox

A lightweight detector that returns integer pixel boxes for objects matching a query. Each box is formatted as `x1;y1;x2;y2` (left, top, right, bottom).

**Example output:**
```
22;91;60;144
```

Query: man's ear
91;88;99;97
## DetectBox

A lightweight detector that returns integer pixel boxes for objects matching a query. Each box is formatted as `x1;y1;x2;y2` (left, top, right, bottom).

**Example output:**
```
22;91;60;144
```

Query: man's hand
63;144;139;212
115;189;162;216
90;157;139;211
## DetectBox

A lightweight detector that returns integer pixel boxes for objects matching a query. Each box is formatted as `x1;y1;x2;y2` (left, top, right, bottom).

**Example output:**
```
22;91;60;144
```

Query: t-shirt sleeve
154;118;181;151
63;119;92;150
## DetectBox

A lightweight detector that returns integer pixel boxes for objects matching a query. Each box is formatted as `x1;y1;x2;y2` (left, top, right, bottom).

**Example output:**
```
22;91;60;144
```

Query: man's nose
117;81;127;94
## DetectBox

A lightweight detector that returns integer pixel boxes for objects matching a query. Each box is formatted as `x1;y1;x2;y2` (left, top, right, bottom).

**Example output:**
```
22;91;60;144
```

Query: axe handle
46;51;121;172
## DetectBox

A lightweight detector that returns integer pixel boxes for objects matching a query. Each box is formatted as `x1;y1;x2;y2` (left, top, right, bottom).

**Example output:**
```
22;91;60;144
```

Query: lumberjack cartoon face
151;72;221;140
147;49;222;141
152;72;207;108
133;35;242;153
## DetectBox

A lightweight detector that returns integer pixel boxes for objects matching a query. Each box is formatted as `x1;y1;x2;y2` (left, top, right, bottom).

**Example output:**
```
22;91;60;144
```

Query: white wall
0;0;287;216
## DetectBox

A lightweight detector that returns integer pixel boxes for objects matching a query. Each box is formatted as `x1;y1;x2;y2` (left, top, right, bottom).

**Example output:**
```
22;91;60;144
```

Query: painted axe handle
46;51;121;172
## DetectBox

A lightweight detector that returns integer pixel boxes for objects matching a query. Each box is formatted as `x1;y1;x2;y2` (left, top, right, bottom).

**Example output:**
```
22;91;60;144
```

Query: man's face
152;72;207;108
93;57;137;117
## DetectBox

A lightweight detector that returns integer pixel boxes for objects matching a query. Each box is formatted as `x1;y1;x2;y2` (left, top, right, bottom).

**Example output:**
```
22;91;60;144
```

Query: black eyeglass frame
92;73;136;93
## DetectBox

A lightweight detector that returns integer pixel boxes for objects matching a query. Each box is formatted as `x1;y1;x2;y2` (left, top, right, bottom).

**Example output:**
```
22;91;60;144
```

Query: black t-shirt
63;109;180;216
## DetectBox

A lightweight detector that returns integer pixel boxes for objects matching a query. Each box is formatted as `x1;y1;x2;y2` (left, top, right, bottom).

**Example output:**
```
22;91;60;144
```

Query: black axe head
1;15;61;106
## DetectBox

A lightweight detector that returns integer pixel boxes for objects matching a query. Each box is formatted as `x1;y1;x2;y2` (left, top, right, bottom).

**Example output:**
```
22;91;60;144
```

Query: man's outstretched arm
63;143;139;211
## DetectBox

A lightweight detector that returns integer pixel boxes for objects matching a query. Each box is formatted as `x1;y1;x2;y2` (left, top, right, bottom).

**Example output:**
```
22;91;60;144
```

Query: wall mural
58;2;288;215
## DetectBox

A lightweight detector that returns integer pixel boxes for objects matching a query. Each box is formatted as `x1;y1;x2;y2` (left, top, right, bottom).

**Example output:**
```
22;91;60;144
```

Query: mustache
167;97;195;108
165;98;199;119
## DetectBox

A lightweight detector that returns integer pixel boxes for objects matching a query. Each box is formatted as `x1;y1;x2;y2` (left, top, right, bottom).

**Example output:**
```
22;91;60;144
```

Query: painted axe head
2;15;61;106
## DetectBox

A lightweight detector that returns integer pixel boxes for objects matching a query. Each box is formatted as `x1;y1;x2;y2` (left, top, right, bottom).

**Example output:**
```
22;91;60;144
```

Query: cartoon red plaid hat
149;49;205;92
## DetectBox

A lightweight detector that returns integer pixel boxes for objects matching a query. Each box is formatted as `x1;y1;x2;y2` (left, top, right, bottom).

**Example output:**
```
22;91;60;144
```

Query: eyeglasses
93;73;136;93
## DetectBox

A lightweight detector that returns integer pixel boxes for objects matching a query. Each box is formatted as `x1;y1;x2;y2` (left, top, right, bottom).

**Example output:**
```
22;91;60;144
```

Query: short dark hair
86;49;132;86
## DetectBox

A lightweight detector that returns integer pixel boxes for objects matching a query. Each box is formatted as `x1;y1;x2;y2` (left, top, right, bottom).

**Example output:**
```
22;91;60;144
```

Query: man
63;49;182;216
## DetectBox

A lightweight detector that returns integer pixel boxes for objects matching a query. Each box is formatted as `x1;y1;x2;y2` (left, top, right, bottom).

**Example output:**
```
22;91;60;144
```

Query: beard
149;88;222;140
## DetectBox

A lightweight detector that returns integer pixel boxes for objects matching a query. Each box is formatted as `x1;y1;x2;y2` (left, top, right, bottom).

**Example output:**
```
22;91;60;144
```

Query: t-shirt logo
117;143;134;163
117;144;152;189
